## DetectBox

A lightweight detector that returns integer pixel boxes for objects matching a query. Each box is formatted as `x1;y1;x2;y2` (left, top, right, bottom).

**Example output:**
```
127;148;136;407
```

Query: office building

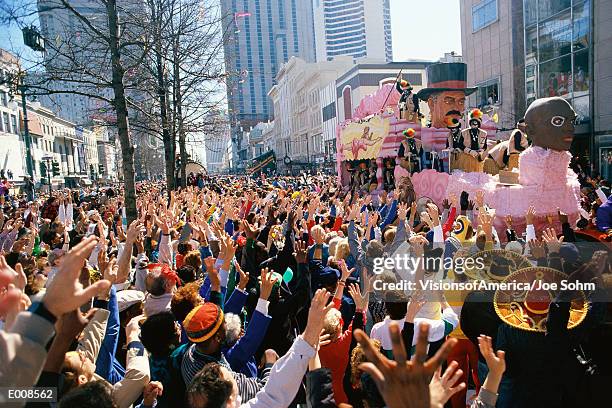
221;0;316;170
313;0;393;62
460;0;526;135
461;0;612;176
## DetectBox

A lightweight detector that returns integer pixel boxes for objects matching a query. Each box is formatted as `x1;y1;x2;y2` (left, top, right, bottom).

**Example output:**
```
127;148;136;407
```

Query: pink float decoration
411;169;450;206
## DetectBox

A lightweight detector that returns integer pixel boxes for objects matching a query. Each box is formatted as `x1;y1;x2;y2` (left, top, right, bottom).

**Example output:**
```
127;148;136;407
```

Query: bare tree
0;0;156;222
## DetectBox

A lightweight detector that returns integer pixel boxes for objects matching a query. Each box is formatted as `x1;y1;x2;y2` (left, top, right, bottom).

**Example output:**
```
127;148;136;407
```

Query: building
26;103;90;187
220;0;316;171
261;119;275;153
313;0;393;62
82;126;99;180
0;49;26;181
461;0;612;176
247;122;273;160
203;118;232;174
94;125;119;182
36;0;113;125
334;61;432;123
460;0;525;135
269;56;354;174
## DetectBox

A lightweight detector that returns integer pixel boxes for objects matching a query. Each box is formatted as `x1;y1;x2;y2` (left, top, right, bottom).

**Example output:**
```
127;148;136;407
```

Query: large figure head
525;97;576;151
417;63;477;129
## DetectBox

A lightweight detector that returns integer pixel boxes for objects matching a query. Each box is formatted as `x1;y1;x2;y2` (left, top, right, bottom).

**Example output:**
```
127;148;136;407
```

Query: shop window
476;78;500;107
573;49;589;93
538;54;571;97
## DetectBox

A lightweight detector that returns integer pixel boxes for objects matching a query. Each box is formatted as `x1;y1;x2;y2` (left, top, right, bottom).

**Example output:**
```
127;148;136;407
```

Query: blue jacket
596;196;612;232
94;286;124;384
224;309;272;377
308;243;329;267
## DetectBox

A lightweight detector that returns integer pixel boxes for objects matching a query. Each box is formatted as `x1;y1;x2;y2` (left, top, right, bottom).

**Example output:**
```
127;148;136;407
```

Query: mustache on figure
446;110;462;117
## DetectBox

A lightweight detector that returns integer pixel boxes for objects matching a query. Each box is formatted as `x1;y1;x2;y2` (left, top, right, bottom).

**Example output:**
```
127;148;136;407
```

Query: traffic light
98;164;104;174
51;160;60;177
39;162;47;178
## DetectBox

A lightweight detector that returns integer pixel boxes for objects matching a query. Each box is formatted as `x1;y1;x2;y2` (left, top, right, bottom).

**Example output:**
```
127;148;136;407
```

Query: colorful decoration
339;116;389;160
403;128;416;138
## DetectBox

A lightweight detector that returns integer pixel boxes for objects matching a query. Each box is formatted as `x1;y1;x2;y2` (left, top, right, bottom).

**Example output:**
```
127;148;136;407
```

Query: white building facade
313;0;392;62
0;49;26;182
269;56;354;174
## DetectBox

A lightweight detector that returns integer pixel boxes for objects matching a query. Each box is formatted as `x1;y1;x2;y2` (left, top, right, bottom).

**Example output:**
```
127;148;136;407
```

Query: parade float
336;62;582;238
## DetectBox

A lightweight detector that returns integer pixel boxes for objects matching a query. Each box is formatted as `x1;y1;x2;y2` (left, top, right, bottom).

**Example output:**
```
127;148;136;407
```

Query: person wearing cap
460;109;489;172
173;301;270;403
398;128;423;174
446;115;465;173
184;288;330;408
396;79;421;122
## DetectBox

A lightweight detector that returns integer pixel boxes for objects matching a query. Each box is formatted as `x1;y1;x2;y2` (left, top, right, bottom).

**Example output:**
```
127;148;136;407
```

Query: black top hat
417;62;478;101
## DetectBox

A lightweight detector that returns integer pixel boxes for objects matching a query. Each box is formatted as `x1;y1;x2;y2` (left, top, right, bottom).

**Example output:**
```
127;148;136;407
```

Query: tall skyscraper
37;0;115;126
313;0;393;63
221;0;316;169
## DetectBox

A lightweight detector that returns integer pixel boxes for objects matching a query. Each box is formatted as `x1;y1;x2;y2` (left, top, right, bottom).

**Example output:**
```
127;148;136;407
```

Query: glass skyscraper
221;0;316;169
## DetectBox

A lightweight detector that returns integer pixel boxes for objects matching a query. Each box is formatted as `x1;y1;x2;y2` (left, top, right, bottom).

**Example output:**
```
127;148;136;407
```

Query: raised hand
478;335;506;395
234;260;249;291
528;239;546;259
348;283;368;311
43;237;111;318
406;295;426;323
541;227;563;254
242;220;259;240
142;381;164;408
478;211;493;240
525;206;536;225
475;190;485;210
126;219;143;243
338;259;354;281
409;235;428;257
293;240;307;264
259;268;278;300
354;322;458;408
426;203;440;227
504;215;513;229
303;289;334;348
429;362;466;408
397;202;409;221
55;308;98;342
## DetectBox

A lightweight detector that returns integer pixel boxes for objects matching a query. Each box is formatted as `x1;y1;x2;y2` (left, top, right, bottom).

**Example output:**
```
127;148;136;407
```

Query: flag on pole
235;12;251;18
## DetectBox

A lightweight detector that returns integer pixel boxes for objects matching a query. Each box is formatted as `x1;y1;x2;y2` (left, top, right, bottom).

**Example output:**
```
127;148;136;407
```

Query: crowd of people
0;173;611;408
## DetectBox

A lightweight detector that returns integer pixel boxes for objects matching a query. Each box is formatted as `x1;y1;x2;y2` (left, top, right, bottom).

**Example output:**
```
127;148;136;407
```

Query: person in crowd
0;172;610;408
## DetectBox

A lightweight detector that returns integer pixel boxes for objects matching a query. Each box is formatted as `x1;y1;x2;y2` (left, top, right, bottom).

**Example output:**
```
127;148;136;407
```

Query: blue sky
1;0;462;66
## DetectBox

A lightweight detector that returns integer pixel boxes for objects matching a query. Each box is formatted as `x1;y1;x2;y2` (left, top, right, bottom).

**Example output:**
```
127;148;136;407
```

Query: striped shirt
181;344;271;401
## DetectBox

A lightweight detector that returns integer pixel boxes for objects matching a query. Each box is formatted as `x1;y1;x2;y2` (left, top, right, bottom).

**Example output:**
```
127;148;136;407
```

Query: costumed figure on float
459;108;489;173
483;118;531;175
395;79;422;123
